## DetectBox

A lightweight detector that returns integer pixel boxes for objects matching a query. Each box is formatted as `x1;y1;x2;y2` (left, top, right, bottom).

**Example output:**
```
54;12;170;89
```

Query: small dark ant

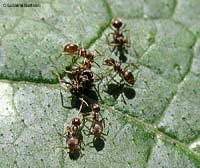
52;68;98;112
106;18;130;60
110;18;129;47
63;43;100;66
64;117;84;157
66;59;93;74
103;58;135;85
52;68;94;97
83;103;108;142
53;117;84;159
64;60;94;88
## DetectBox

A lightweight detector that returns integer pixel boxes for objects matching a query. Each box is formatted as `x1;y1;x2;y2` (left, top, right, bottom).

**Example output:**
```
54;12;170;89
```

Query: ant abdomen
64;44;78;54
123;70;135;85
93;122;103;137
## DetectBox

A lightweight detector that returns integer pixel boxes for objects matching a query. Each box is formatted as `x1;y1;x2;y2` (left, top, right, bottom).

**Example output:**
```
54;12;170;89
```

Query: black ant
64;117;84;158
63;43;100;66
64;60;94;85
103;58;135;85
52;67;98;111
52;66;94;95
106;18;130;59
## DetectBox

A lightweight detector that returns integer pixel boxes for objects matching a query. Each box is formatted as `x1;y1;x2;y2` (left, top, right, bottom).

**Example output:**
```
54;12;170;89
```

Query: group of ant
53;18;136;159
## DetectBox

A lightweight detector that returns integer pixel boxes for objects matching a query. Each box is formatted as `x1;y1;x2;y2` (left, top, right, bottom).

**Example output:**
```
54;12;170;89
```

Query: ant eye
112;18;122;29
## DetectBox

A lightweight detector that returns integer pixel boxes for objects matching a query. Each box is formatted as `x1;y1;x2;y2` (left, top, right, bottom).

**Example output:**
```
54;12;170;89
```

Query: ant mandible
103;58;135;85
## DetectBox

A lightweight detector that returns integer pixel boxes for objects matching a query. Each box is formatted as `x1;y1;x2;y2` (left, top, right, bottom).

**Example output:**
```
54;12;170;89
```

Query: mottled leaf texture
0;0;200;168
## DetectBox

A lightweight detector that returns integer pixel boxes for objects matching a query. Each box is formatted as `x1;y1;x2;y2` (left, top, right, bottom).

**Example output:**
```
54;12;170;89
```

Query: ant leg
102;129;109;137
100;118;109;137
94;49;102;56
112;46;117;53
53;145;68;152
60;89;72;109
101;118;106;128
124;62;138;70
51;70;62;82
109;25;115;31
132;45;140;58
72;55;79;64
80;111;94;116
89;122;95;135
62;52;72;55
121;93;127;105
105;35;115;53
105;34;111;44
109;72;120;84
107;32;114;36
56;53;63;59
93;61;100;67
53;123;67;139
94;86;103;103
121;23;127;30
78;134;85;150
83;129;92;136
63;69;74;74
109;43;121;47
78;98;89;115
82;119;93;136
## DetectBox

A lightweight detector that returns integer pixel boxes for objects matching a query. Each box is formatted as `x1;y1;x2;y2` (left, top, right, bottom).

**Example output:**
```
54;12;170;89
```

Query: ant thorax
93;122;103;137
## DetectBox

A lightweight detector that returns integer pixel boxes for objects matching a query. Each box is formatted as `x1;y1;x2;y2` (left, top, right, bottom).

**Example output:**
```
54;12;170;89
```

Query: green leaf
1;0;200;167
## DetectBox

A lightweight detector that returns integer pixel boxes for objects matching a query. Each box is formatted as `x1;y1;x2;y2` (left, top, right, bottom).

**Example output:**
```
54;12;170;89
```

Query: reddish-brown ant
63;43;100;67
64;117;84;155
53;117;84;159
83;103;108;142
66;59;93;74
106;18;129;56
103;58;135;85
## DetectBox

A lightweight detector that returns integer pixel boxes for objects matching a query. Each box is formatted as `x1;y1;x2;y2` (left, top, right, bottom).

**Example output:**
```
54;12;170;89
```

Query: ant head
64;43;78;54
91;103;100;113
72;117;81;126
81;70;93;80
103;58;115;66
112;18;122;29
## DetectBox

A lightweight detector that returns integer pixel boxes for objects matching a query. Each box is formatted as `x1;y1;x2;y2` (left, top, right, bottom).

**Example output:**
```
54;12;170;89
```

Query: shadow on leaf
106;83;136;103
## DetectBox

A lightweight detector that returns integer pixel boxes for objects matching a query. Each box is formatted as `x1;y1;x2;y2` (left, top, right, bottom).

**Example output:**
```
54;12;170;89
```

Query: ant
52;68;97;112
64;60;94;85
106;18;129;57
64;117;84;157
103;58;135;85
52;67;94;96
66;59;93;75
83;103;108;142
63;43;100;66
